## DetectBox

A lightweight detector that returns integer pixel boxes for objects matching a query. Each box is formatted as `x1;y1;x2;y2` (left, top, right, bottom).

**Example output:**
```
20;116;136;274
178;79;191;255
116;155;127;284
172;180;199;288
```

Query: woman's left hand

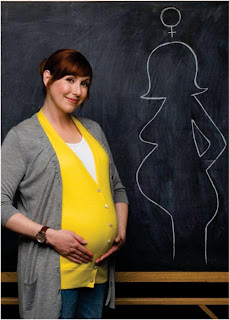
95;233;126;264
96;202;128;264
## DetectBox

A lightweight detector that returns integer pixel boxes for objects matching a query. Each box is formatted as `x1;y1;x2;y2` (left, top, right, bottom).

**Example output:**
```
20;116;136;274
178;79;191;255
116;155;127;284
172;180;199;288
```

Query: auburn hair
39;49;92;94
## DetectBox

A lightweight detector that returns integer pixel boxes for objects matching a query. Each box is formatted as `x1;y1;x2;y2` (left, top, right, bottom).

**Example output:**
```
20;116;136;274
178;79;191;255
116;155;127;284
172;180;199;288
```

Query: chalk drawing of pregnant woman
136;39;226;265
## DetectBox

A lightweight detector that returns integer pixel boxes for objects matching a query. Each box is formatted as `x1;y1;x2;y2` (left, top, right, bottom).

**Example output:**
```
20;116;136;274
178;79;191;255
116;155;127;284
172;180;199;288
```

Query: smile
66;97;79;104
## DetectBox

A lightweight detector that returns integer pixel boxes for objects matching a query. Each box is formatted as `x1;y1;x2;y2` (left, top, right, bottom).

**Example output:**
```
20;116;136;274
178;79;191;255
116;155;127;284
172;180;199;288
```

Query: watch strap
40;226;50;234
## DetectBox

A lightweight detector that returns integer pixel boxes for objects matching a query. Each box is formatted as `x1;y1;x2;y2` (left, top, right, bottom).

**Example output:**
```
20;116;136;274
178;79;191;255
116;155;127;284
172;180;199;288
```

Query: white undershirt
66;137;97;182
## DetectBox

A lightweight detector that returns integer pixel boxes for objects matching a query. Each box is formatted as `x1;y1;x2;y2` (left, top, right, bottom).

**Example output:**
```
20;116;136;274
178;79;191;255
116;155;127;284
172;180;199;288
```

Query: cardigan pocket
23;275;38;311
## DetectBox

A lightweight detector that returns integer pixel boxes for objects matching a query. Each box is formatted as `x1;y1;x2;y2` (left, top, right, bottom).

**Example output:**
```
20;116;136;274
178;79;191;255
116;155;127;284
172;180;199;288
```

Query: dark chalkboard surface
2;1;228;271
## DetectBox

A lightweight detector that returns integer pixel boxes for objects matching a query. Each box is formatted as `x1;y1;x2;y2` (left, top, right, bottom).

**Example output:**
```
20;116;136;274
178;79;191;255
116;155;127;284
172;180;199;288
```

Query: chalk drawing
191;120;211;158
136;8;227;263
192;94;227;263
136;98;176;259
160;7;182;38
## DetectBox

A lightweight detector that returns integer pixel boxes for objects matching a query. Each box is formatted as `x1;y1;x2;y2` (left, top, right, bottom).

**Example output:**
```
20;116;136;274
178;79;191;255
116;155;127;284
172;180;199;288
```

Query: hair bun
38;58;47;75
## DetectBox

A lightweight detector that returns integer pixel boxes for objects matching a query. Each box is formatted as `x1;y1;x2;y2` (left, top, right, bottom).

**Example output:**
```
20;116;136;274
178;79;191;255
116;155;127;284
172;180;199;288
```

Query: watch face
36;232;45;243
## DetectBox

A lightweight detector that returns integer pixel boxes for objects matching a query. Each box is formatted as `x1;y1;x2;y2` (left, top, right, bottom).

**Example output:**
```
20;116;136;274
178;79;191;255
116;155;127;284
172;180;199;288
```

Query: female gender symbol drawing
160;7;181;38
136;7;227;264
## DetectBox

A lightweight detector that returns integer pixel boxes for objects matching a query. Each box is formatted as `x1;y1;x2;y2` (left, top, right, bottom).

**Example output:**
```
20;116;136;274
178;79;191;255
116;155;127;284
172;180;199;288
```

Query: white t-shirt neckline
66;137;97;182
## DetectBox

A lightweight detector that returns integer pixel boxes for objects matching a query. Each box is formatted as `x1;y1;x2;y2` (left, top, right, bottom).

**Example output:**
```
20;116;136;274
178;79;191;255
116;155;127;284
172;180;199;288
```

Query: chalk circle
160;7;181;28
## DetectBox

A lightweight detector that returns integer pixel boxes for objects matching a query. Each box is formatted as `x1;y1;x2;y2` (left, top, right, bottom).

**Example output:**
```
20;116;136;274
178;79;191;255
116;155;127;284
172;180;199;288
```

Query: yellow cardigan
38;110;118;289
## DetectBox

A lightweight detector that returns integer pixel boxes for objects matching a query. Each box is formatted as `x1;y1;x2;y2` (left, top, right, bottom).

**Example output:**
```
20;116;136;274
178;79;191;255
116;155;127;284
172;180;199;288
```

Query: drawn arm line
191;119;211;157
192;95;227;263
193;94;227;171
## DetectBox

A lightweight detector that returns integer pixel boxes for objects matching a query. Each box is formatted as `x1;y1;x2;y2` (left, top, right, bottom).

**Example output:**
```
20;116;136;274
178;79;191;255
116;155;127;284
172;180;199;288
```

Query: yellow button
109;223;113;227
107;239;111;244
105;204;109;208
90;279;93;283
94;266;97;270
97;188;101;192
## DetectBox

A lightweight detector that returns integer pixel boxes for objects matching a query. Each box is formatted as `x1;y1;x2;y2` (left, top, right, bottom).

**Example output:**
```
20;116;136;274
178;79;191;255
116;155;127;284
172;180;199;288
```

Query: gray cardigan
1;113;128;319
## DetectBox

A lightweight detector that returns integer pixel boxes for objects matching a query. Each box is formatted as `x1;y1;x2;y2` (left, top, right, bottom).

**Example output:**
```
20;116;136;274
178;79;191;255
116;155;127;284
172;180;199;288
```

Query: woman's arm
95;202;128;264
5;212;43;238
115;202;128;242
5;212;93;264
2;128;93;264
1;129;26;226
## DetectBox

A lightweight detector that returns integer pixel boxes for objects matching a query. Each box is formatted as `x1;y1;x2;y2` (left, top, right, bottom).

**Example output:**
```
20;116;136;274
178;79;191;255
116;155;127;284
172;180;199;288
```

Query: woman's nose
72;81;81;96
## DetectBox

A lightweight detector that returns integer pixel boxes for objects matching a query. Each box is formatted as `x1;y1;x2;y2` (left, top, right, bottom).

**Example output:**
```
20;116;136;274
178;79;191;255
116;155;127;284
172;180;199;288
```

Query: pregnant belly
62;207;118;260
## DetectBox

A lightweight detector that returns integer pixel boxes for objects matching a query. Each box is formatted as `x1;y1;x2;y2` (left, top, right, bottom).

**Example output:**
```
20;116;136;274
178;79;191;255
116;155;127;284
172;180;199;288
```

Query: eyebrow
81;78;91;83
67;75;90;81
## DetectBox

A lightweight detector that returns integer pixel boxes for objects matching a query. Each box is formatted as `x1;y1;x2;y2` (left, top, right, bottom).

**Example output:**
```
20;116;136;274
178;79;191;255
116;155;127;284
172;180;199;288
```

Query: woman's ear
43;70;52;87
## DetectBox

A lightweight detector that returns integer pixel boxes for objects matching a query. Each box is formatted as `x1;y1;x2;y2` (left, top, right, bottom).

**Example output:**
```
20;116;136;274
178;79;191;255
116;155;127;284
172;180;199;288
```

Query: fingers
53;230;94;263
75;243;94;259
115;235;126;248
61;246;93;264
114;235;121;243
95;246;117;264
115;234;126;245
73;245;93;262
95;235;126;264
69;252;90;264
72;233;94;258
73;233;87;245
66;255;84;264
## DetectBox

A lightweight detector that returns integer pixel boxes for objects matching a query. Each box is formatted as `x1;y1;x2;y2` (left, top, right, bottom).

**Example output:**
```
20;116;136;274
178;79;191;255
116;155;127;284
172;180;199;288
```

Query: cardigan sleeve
97;124;129;205
1;128;26;226
110;157;129;204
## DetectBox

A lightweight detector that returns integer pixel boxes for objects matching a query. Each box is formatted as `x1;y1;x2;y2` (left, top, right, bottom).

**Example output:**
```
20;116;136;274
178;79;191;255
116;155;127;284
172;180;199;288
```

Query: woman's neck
41;102;82;143
41;102;72;129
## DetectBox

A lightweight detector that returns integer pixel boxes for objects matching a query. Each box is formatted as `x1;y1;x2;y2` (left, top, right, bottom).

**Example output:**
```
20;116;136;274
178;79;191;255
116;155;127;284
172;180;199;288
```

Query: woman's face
44;72;91;114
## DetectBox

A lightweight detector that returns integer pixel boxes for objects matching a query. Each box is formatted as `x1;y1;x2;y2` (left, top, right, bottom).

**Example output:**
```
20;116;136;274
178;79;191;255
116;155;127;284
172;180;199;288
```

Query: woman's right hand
46;229;94;264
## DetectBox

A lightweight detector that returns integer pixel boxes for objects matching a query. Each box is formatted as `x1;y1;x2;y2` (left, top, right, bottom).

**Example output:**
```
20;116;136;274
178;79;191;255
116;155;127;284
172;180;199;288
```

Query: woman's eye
81;82;89;87
66;78;74;83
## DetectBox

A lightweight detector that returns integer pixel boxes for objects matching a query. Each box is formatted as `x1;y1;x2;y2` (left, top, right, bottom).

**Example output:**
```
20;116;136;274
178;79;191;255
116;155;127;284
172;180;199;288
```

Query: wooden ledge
2;297;229;306
2;271;229;283
1;272;17;282
115;297;229;305
115;272;229;283
1;297;19;305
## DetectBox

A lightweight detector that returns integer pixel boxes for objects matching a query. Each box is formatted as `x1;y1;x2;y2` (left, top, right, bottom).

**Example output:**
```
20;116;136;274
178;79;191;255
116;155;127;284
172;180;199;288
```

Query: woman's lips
66;97;78;104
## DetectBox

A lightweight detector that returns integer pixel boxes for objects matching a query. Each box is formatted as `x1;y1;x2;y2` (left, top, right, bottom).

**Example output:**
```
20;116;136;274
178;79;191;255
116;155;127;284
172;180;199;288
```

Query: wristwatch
35;226;50;243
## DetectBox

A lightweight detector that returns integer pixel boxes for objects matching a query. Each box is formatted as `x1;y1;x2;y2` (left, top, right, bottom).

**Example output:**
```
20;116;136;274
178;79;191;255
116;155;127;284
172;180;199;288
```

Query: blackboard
2;1;228;272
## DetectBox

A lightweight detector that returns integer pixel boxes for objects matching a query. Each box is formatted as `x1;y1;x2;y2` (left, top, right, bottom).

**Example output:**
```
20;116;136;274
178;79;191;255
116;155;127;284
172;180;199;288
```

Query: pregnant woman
1;49;128;319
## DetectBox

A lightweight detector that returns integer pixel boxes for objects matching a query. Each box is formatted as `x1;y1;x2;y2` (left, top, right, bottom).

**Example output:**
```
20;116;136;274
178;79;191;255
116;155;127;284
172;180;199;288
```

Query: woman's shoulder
4;113;41;142
76;116;103;132
77;116;100;127
15;113;38;128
